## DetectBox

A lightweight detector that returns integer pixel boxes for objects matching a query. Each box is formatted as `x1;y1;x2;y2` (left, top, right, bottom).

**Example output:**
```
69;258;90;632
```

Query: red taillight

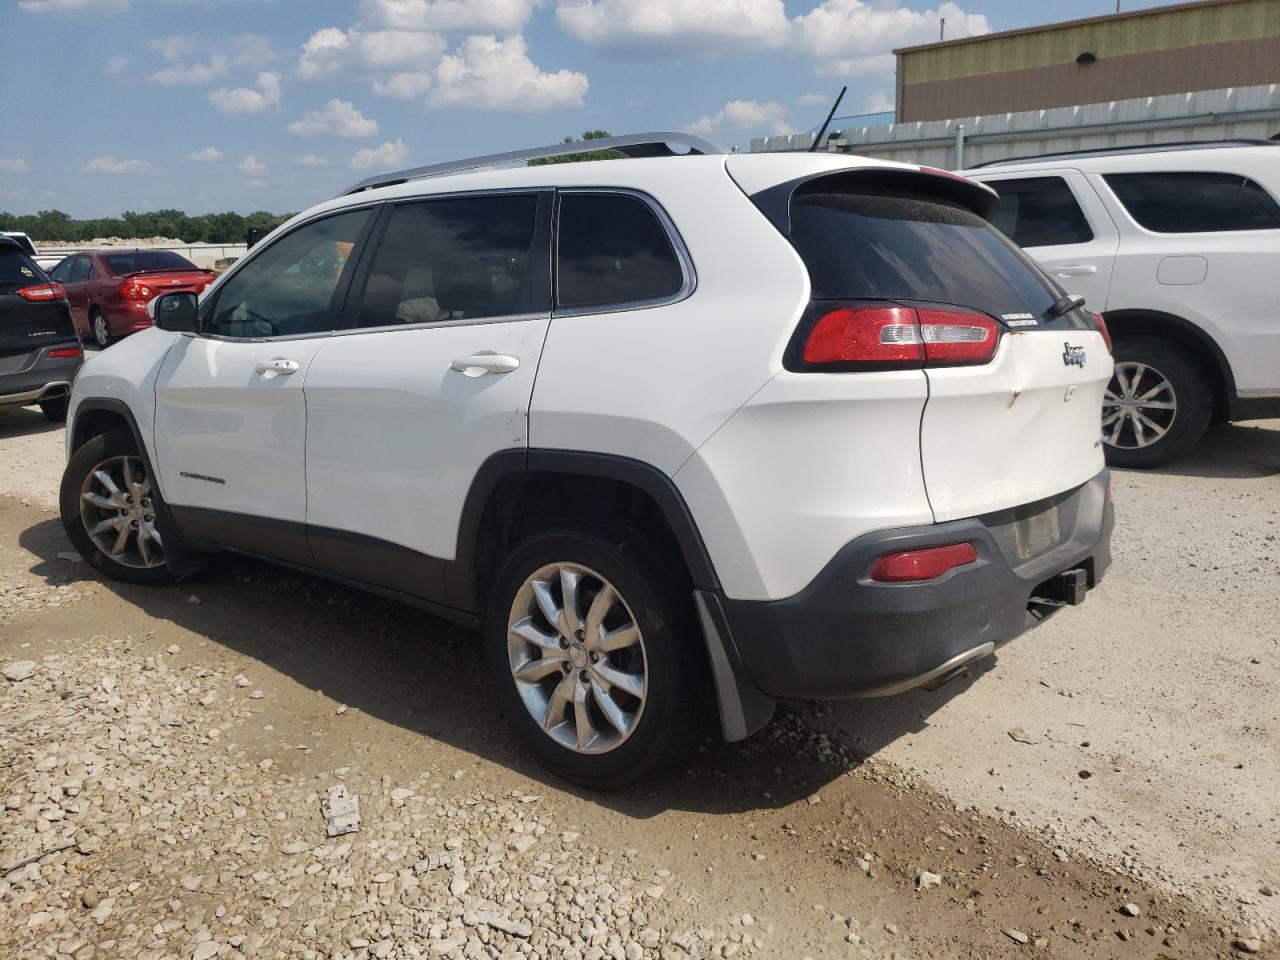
802;305;999;368
870;542;978;583
118;279;152;300
17;282;66;302
1092;312;1113;353
48;346;82;359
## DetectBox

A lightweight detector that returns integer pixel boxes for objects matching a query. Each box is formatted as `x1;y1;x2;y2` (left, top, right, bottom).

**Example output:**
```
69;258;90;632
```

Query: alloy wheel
79;455;166;569
1102;361;1177;450
506;562;648;755
93;313;110;348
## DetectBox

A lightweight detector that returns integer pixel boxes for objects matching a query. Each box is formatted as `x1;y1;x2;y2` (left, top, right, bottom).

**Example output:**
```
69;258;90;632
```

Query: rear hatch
0;246;78;369
779;170;1110;523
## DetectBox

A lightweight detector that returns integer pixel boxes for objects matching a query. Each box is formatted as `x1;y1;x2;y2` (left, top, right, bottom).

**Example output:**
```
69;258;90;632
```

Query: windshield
103;251;198;275
788;185;1058;319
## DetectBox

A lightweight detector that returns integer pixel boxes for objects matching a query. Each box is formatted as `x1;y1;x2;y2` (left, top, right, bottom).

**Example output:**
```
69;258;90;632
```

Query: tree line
0;209;295;244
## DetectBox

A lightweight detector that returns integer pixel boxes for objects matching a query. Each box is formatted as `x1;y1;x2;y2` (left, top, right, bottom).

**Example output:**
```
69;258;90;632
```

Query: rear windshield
103;251;197;275
788;186;1058;319
0;246;46;291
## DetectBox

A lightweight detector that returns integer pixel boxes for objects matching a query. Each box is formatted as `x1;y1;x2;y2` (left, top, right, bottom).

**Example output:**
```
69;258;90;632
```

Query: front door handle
255;358;300;376
1053;264;1098;277
450;354;520;376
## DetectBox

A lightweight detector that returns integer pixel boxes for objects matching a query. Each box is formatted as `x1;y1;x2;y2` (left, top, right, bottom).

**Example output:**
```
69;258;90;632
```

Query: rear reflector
871;542;978;582
17;282;66;302
1092;312;1113;353
48;347;82;359
802;305;999;368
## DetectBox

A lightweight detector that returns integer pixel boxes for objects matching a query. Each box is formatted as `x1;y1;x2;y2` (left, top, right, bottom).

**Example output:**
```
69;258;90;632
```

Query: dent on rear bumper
714;471;1113;706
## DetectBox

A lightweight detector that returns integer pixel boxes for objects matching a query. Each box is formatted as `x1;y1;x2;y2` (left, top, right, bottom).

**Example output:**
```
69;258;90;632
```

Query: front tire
59;429;177;585
484;530;711;789
1102;336;1212;469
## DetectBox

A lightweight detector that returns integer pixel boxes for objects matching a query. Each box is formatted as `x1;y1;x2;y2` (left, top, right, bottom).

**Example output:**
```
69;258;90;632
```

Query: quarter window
208;208;372;338
1103;172;1280;233
354;193;546;328
989;176;1094;247
556;193;684;310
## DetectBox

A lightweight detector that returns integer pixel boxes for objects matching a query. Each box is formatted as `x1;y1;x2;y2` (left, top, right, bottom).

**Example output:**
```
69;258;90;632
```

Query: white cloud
297;27;445;80
296;154;330;168
373;71;434;99
151;33;198;61
287;99;379;138
862;89;894;113
244;178;270;188
189;147;223;161
104;54;133;78
148;33;276;85
795;92;827;106
84;156;160;175
556;0;788;55
792;0;988;77
19;0;128;12
237;154;269;176
360;0;536;34
209;71;282;113
686;99;790;137
151;54;229;86
430;35;588;111
350;138;410;171
0;159;30;174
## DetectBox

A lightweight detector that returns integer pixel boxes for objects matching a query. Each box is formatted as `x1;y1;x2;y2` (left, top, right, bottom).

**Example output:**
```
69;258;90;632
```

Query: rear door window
787;184;1058;319
988;176;1094;246
353;193;548;328
1103;171;1280;233
556;192;685;311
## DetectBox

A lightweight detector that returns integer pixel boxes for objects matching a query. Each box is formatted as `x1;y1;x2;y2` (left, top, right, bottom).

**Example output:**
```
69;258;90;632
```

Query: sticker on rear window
1002;312;1037;327
20;266;33;278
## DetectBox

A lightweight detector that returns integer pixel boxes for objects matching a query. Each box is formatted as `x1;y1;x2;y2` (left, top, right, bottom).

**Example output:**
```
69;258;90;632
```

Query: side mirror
151;291;199;333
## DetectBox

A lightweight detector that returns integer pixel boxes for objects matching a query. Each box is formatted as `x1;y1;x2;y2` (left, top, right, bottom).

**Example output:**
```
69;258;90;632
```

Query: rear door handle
255;358;300;375
450;354;520;376
1053;264;1098;277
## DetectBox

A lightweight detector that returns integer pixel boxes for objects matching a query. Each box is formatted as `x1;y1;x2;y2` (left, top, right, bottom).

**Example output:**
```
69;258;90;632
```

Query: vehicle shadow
16;513;983;819
0;406;63;438
1131;419;1280;480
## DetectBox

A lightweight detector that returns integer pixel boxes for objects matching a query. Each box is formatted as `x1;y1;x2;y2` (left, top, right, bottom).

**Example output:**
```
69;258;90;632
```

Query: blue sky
0;0;1188;217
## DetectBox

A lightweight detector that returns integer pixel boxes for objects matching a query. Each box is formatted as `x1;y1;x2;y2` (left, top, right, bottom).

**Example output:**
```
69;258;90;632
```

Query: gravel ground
1;404;1275;958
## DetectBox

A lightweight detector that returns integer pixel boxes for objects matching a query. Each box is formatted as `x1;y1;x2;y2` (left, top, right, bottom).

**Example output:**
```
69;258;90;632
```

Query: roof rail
968;138;1279;169
343;132;726;195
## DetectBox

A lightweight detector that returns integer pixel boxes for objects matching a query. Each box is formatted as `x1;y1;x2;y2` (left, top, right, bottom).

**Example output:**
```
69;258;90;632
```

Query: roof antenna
809;85;847;153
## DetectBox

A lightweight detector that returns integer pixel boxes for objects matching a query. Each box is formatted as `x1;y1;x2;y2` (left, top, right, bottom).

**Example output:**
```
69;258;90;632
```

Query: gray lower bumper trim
0;381;72;406
856;642;995;698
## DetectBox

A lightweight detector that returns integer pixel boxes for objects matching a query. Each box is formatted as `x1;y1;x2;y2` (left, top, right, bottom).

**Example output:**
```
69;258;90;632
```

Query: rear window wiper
1042;293;1086;321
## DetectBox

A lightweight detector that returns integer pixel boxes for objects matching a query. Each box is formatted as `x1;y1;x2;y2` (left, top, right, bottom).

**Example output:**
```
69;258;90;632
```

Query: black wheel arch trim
69;397;206;576
1102;309;1239;417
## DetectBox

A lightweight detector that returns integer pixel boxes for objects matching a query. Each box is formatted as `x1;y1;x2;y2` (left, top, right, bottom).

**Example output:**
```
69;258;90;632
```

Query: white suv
58;134;1114;787
968;141;1280;467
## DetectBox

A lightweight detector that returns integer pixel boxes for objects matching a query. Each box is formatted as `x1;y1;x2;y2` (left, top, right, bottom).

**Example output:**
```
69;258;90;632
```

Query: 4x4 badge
1063;343;1086;368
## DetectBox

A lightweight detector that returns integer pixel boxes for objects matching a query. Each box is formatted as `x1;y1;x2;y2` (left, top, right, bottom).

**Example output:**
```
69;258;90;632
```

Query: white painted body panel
920;330;1111;522
303;319;549;559
152;334;325;522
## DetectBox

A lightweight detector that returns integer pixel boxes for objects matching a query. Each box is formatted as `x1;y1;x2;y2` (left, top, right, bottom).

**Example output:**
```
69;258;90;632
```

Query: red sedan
48;250;215;347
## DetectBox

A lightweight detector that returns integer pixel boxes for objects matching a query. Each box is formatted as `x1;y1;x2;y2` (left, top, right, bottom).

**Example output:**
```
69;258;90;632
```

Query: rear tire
39;397;69;422
60;429;178;586
484;529;712;790
91;310;111;349
1102;336;1212;469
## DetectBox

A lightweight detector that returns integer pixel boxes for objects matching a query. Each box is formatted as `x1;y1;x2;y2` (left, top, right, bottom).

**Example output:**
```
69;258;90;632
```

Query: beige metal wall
896;0;1280;122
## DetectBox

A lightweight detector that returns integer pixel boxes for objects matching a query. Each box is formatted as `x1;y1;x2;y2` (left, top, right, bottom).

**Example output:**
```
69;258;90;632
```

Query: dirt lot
1;406;1276;960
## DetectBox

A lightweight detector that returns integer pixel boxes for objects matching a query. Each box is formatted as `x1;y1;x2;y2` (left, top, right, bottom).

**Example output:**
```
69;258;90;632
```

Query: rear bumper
0;347;82;408
707;470;1113;712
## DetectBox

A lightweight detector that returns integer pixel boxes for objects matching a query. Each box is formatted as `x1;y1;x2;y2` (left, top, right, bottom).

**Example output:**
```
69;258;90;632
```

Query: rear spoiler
748;166;1000;237
120;268;216;279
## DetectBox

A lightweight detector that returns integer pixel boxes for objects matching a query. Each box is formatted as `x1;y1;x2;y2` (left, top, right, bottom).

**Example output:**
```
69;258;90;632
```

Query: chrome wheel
93;313;110;348
79;455;165;569
507;562;647;755
1102;361;1177;450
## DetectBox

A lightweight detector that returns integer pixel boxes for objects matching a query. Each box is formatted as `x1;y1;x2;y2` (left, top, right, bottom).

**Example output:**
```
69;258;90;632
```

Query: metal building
894;0;1280;123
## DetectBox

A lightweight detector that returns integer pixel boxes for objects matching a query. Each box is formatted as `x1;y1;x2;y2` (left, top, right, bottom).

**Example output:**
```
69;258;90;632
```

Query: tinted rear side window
556;193;684;310
356;193;546;328
989;176;1094;246
788;186;1057;318
103;251;198;274
1103;172;1280;233
0;247;46;292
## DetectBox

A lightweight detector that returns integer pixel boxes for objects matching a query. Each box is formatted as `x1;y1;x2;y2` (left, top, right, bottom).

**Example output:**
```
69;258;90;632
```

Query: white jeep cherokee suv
968;140;1280;467
59;134;1114;788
